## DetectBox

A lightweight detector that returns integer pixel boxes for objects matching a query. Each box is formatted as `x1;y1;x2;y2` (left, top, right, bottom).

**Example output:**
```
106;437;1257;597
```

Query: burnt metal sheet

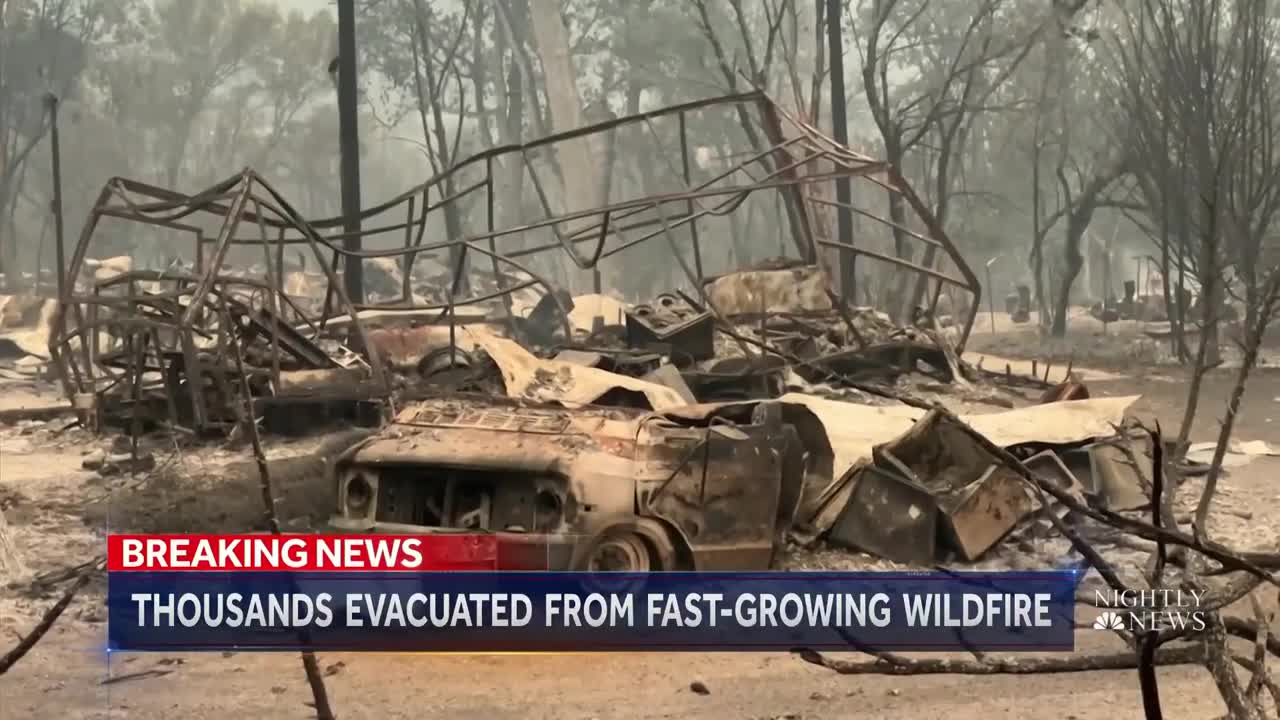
794;340;953;385
937;464;1034;562
641;363;698;405
1022;450;1088;515
1048;433;1151;510
639;417;784;571
877;410;997;496
869;409;1039;561
1023;450;1082;492
399;402;578;434
275;367;379;399
554;349;605;368
1088;431;1153;510
704;265;834;317
682;355;788;403
1057;446;1101;496
465;326;690;411
653;398;837;543
828;465;937;566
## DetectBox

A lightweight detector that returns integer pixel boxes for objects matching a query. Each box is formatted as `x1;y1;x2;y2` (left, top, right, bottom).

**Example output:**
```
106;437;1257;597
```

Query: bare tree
850;0;1044;318
147;0;275;188
1111;0;1280;443
245;9;335;171
690;0;812;265
1013;3;1138;336
407;0;473;291
0;0;107;278
1049;158;1129;337
527;0;608;292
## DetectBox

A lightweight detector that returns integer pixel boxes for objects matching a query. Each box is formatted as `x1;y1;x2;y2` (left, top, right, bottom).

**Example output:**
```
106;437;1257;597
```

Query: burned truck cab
329;396;829;571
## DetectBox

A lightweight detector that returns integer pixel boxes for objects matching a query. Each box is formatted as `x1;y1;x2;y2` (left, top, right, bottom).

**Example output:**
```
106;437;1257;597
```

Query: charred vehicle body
329;395;834;571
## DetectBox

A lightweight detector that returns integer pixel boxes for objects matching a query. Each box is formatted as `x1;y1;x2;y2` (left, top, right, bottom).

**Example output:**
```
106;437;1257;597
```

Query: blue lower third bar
107;571;1080;652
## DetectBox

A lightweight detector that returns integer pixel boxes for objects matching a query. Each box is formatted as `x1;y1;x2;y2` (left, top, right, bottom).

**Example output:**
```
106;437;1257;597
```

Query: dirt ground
2;355;1280;719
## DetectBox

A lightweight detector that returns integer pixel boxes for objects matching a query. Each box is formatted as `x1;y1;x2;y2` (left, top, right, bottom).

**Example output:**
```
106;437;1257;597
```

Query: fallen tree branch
1203;552;1280;575
1233;653;1280;712
1197;574;1266;613
101;668;174;685
1192;270;1280;546
1245;594;1273;704
1139;426;1167;719
1036;500;1129;593
931;406;1279;586
0;570;92;676
23;556;105;592
1203;613;1264;720
1225;616;1280;659
795;645;1204;675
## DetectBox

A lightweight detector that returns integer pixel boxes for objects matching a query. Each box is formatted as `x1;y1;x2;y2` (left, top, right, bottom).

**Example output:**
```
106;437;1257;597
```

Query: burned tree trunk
0;572;91;677
527;0;605;293
1051;164;1120;337
409;0;469;295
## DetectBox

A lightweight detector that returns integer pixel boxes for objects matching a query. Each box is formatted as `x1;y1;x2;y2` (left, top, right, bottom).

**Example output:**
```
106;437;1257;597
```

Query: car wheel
584;531;652;572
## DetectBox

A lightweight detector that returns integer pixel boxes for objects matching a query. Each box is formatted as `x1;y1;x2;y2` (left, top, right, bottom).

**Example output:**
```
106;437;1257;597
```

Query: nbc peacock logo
1091;589;1207;632
1092;611;1125;631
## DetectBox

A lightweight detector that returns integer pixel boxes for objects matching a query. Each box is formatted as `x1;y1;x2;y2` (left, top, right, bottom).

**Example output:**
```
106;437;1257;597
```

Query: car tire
582;530;653;572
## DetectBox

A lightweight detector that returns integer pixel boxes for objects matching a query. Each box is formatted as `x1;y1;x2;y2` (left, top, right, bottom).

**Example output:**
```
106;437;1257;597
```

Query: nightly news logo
1091;589;1207;632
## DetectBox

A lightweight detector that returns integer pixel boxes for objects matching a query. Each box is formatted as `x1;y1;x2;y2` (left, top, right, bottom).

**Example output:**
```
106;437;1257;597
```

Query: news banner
107;534;1080;653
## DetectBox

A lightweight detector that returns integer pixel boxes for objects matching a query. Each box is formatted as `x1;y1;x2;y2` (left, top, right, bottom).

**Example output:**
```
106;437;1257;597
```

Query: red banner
107;534;499;572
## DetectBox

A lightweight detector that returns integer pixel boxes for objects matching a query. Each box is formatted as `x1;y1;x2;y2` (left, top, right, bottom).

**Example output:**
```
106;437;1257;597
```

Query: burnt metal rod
336;0;363;303
678;111;704;282
400;194;416;302
985;256;999;334
484;157;514;327
294;89;768;229
264;162;840;263
814;239;968;287
45;94;67;301
805;194;944;249
226;315;335;720
128;332;144;462
826;0;855;297
253;201;283;392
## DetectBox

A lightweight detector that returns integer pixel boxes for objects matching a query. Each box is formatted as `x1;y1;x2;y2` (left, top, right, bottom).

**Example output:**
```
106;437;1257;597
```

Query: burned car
329;395;833;571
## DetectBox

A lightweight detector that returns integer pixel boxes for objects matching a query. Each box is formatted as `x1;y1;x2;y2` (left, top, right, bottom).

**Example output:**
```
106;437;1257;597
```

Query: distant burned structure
47;91;979;434
45;172;390;435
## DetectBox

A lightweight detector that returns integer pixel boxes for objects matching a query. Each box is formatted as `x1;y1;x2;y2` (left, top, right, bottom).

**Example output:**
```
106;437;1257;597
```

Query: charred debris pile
327;267;1153;571
27;92;1161;571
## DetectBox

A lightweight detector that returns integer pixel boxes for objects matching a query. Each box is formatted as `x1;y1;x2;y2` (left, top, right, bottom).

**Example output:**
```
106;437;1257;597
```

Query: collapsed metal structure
48;91;980;433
